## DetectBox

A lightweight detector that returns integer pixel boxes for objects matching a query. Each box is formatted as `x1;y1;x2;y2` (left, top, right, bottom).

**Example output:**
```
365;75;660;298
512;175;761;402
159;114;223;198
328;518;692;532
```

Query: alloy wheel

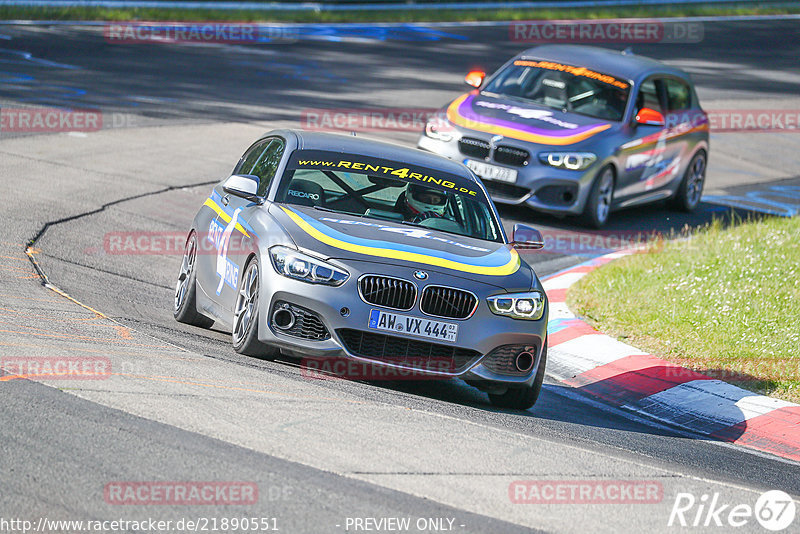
174;234;197;313
233;262;259;344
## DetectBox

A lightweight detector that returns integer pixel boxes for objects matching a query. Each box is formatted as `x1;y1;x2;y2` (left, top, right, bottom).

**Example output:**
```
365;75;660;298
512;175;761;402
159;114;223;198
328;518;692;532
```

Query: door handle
221;194;230;206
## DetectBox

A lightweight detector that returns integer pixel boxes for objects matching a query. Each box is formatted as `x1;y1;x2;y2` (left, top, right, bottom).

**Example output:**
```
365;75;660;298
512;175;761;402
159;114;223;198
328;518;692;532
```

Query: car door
660;77;703;190
195;137;284;318
617;76;694;200
218;137;286;316
615;76;670;199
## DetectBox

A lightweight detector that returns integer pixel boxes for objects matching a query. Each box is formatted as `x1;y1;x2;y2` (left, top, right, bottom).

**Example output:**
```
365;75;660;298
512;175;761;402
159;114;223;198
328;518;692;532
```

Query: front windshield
276;149;503;243
483;59;630;121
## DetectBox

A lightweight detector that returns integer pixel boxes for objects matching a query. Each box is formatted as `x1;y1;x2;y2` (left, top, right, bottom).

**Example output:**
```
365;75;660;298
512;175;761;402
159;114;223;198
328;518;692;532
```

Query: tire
232;256;278;358
488;341;548;410
174;231;214;328
580;165;615;228
670;150;706;212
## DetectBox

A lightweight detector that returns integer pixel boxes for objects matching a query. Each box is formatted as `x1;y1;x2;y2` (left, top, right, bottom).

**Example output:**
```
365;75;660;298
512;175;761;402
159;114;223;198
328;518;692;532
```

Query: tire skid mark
0;326;171;347
0;341;196;361
1;263;34;273
0;293;69;303
0;305;136;337
37;250;173;290
109;372;371;404
22;179;217;344
1;372;106;382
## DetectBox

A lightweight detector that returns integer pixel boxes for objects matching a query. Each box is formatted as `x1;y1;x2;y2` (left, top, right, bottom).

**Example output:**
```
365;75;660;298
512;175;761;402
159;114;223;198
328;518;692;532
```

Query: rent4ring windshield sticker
288;149;483;199
513;59;630;89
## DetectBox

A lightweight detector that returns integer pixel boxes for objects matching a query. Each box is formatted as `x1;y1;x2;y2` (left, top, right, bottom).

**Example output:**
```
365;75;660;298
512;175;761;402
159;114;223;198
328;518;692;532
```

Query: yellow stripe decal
281;206;520;276
203;198;250;237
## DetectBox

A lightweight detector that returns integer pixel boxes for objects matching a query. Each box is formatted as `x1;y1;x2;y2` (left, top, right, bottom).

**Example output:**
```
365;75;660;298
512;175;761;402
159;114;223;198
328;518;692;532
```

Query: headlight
538;152;597;171
269;246;348;286
487;291;545;320
424;116;456;142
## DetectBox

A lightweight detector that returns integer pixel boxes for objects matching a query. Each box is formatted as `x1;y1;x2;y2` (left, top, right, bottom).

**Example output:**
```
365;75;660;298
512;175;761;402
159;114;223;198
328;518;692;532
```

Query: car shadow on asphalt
359;377;696;438
497;200;761;238
305;362;681;436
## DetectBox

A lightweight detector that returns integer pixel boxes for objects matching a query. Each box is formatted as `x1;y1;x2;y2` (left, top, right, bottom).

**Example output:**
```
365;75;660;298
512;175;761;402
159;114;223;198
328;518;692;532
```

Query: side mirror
222;174;261;202
511;223;544;250
635;107;665;127
465;70;486;88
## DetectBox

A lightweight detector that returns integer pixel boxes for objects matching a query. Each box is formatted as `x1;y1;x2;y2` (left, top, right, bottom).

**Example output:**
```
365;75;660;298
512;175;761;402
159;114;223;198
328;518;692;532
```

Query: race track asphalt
0;17;799;533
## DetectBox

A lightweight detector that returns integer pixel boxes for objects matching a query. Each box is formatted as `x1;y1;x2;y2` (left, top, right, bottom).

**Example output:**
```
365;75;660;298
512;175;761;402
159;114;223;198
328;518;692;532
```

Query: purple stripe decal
456;94;607;138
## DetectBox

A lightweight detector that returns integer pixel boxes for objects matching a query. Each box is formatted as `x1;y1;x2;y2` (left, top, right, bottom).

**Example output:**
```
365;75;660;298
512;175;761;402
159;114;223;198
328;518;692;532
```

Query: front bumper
256;258;548;388
418;134;599;216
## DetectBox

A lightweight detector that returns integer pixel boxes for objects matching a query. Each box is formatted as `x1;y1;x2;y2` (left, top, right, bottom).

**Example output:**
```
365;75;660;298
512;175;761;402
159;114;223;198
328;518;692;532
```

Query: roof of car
273;129;478;181
518;44;689;82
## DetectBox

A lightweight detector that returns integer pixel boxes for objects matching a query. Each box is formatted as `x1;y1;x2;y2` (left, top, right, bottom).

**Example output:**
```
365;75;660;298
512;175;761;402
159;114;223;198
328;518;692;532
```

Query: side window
233;139;271;176
664;78;691;112
251;138;285;197
635;79;664;114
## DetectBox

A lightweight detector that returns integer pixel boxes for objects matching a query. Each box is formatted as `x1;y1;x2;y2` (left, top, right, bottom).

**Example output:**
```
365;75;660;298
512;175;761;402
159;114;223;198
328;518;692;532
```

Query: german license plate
368;309;458;343
464;159;518;183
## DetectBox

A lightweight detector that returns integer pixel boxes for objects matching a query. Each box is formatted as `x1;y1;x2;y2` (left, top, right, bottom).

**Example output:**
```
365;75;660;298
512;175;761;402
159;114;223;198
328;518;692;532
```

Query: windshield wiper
312;205;366;218
400;219;481;241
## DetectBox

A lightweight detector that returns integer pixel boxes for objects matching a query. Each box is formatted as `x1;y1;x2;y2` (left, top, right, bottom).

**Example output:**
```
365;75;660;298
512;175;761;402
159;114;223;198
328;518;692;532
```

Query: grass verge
0;4;798;22
567;215;800;403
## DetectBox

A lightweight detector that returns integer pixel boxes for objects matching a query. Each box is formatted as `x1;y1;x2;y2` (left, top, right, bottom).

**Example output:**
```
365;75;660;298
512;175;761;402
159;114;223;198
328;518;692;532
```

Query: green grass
1;4;798;22
567;215;800;403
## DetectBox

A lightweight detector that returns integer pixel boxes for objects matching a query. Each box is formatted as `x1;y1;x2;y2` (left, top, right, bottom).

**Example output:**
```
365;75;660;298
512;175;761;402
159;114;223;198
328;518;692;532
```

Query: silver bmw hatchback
418;45;710;227
174;130;549;409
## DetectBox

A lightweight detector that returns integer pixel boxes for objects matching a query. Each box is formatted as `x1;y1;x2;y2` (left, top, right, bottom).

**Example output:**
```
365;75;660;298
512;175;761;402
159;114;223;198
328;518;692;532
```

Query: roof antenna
622;47;634;55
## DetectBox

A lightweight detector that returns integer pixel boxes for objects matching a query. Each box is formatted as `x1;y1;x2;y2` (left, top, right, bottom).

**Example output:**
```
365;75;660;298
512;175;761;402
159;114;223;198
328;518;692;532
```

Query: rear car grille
271;301;330;341
482;180;531;201
458;137;490;159
482;344;538;376
494;145;530;166
420;286;478;319
359;275;416;311
337;329;480;374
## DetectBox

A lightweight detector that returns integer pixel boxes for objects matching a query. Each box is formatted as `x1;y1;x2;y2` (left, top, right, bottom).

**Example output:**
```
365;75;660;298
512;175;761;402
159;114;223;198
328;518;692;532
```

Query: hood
445;91;616;146
269;204;533;290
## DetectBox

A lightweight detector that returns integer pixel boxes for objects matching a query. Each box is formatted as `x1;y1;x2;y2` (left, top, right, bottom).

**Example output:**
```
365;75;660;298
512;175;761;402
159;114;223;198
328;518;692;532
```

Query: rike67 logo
669;490;796;531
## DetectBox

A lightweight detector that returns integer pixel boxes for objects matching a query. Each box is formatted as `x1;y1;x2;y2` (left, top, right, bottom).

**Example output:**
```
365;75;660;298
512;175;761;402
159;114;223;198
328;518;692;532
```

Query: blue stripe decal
209;190;258;236
288;207;514;269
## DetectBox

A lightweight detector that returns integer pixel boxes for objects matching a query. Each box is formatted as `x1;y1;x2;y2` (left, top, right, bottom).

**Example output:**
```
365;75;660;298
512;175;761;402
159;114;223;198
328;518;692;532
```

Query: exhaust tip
272;306;296;330
514;351;535;373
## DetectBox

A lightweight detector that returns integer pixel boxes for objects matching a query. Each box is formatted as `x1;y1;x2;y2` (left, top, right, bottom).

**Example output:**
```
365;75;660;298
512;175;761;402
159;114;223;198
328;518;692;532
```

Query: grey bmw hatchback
418;45;710;227
174;130;549;409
